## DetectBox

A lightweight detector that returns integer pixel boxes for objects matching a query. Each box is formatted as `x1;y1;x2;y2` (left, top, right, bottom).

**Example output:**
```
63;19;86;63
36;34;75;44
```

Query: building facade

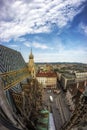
60;74;75;90
65;81;86;111
36;72;57;88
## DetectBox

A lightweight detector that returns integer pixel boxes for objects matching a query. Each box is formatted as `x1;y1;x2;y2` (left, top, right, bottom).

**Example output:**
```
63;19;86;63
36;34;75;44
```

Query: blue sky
0;0;87;63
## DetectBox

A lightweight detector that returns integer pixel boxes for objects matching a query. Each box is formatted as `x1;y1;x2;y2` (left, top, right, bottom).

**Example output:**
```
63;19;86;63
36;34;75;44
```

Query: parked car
49;96;53;102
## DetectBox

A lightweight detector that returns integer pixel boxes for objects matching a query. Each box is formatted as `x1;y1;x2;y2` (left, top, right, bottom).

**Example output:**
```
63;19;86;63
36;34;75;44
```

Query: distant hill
35;62;87;65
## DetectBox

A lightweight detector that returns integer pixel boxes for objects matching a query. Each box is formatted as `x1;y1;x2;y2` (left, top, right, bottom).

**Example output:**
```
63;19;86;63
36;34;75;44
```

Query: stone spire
29;48;34;59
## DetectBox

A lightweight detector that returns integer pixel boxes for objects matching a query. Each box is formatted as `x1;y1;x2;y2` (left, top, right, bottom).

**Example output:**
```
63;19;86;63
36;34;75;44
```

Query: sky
0;0;87;63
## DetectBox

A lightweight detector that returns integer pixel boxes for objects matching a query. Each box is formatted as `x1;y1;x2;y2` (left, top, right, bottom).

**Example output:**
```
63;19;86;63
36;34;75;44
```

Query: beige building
75;72;87;85
28;49;36;78
60;71;87;90
60;74;75;90
36;72;57;88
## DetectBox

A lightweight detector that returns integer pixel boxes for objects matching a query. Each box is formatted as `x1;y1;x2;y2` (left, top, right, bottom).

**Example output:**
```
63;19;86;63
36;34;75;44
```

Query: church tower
28;49;36;78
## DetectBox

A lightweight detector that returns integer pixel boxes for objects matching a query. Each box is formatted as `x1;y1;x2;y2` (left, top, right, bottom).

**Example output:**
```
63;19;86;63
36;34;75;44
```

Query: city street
43;88;71;130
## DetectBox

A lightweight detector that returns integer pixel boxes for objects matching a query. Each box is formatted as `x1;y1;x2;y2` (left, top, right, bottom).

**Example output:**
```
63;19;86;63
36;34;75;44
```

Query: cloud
7;44;18;48
14;37;26;42
23;41;51;49
22;37;87;63
33;42;48;49
0;0;86;41
79;23;87;35
24;42;31;47
34;48;87;63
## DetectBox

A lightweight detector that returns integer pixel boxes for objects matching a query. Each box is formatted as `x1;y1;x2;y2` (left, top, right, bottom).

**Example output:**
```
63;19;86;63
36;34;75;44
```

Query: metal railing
0;67;30;91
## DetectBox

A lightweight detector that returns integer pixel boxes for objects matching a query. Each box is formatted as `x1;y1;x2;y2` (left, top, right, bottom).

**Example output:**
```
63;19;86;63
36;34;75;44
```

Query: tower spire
30;48;32;55
28;49;36;78
29;48;34;59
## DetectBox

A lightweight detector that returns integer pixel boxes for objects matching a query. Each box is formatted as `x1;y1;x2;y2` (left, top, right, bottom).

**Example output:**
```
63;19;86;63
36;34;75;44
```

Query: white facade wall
46;77;57;87
75;72;87;81
36;77;57;88
36;77;47;88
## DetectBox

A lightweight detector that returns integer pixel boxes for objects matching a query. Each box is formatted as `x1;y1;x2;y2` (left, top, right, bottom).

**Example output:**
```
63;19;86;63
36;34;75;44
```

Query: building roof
0;45;26;73
62;73;75;79
36;72;57;77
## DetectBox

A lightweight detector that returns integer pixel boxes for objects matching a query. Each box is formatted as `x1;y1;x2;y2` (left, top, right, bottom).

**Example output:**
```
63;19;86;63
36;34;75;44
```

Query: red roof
36;72;57;77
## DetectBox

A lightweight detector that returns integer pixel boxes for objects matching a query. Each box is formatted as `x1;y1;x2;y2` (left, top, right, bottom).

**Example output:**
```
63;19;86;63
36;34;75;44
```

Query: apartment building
36;72;57;88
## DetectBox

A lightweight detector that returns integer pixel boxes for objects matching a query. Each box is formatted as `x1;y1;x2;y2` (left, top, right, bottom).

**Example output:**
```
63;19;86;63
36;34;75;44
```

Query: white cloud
0;0;86;41
22;39;87;63
23;41;52;49
14;37;26;42
24;42;31;47
34;48;87;63
7;44;18;48
79;23;87;35
33;42;48;49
